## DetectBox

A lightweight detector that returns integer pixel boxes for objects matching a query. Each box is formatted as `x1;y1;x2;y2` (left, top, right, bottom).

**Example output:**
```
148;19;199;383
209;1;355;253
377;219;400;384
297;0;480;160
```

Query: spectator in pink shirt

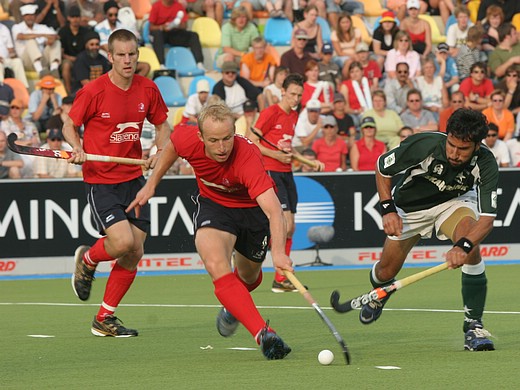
384;30;421;79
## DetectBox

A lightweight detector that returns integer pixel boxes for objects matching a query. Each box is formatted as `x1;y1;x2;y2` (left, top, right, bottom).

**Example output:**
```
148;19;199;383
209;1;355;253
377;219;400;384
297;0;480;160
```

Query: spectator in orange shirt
240;37;276;90
482;90;515;141
438;91;465;132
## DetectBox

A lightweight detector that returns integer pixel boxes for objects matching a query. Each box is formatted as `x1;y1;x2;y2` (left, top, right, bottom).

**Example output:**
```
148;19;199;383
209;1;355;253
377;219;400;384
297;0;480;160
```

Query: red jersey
172;123;275;208
254;104;298;172
69;74;168;184
149;0;188;25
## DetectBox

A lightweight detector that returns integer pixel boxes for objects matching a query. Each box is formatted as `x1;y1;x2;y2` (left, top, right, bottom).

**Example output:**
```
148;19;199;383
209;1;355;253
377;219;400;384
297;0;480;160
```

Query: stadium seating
142;19;151;45
264;18;292;46
351;15;372;45
154;76;187;107
165;46;205;77
138;46;161;78
358;0;386;17
317;16;332;44
444;14;456;35
191;17;222;48
187;75;217;96
3;78;30;108
467;0;480;24
130;0;152;20
173;107;185;126
419;14;446;44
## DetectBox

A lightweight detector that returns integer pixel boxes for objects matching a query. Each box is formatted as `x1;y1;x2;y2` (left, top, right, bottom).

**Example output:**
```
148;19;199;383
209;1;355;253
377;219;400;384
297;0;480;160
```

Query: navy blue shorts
192;194;270;263
267;170;298;213
85;176;150;235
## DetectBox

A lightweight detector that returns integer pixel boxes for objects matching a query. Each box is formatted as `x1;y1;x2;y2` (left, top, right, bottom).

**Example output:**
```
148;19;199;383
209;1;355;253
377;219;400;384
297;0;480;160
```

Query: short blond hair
197;102;235;134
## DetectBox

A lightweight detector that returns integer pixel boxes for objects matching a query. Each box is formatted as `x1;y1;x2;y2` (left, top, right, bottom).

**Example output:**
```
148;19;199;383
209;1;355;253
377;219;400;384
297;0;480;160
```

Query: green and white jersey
378;132;499;215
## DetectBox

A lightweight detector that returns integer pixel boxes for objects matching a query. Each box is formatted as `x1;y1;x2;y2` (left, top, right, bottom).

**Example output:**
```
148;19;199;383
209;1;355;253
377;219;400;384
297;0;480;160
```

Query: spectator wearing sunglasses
482;122;511;167
400;89;438;133
496;66;520;117
384;62;414;115
482;90;515;141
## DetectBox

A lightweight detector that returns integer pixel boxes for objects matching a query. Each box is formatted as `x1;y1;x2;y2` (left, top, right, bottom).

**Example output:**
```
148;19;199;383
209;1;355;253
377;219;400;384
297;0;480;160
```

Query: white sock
50;61;59;71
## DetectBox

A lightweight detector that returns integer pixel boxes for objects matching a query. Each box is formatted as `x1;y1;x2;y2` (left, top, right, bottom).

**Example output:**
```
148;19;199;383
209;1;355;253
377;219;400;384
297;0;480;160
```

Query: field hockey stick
330;262;449;314
7;133;147;166
283;271;351;364
249;127;321;170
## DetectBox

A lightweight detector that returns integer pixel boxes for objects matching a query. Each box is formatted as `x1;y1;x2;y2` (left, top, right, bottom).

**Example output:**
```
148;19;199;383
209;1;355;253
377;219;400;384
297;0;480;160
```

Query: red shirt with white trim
149;0;188;25
254;104;298;172
69;73;168;184
172;123;275;208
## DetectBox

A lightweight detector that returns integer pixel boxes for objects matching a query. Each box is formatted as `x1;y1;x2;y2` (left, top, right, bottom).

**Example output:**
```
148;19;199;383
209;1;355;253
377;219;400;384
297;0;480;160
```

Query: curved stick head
330;290;353;313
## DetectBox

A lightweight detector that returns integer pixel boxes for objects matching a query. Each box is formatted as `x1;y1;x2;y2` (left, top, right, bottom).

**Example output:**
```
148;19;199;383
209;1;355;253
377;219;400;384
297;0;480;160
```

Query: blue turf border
1;260;520;281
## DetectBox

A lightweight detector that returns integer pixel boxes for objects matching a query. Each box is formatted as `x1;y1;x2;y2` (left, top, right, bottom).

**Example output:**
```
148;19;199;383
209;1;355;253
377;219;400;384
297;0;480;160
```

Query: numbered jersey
378;132;499;215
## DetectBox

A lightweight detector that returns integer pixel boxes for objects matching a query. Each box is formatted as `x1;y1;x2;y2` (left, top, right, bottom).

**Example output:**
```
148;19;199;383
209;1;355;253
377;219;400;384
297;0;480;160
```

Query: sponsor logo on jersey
491;191;497;209
383;152;395;169
110;121;142;143
433;164;444;175
101;112;110;118
106;214;115;223
138;102;145;112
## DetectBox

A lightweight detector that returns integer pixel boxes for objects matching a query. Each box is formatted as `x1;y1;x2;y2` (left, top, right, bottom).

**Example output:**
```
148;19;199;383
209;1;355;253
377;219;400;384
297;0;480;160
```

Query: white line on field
0;302;518;315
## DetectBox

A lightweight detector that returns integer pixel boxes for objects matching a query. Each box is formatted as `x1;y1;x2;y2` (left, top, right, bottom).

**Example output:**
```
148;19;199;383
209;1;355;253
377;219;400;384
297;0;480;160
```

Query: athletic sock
84;237;115;266
96;263;137;322
33;60;43;74
274;238;293;283
234;268;262;292
214;273;266;340
369;261;395;288
461;263;487;332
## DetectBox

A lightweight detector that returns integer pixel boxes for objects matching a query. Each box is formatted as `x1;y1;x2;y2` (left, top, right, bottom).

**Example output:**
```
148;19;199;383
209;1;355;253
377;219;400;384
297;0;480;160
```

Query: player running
360;108;498;351
127;102;293;360
249;73;323;293
63;29;171;337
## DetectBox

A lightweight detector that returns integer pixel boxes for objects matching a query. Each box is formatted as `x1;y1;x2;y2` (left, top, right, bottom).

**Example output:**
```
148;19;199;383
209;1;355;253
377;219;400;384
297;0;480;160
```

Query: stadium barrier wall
1;170;519;277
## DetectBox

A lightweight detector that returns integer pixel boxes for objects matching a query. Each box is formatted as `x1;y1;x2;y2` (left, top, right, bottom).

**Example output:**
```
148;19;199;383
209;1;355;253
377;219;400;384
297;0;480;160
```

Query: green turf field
1;265;518;389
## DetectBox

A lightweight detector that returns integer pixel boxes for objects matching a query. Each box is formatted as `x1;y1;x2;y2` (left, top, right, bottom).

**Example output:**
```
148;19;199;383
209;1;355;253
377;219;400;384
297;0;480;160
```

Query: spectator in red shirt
349;116;387;171
148;0;204;68
459;62;494;111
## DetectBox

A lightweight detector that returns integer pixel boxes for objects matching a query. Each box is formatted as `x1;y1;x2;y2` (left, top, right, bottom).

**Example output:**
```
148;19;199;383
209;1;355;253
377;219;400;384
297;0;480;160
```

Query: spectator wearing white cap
12;3;62;78
293;99;322;151
355;43;381;92
0;22;29;88
399;0;432;58
183;79;211;123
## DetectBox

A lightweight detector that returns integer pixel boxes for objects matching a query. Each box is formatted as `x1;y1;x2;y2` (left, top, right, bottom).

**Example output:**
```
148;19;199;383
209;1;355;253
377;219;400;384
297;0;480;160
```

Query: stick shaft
393;262;448;290
249;127;319;169
284;271;351;364
7;133;146;166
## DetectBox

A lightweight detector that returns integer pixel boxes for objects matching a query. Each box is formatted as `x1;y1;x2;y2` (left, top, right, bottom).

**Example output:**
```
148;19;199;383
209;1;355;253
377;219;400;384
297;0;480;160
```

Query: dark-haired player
249;73;324;292
127;102;293;360
360;108;498;352
63;29;171;337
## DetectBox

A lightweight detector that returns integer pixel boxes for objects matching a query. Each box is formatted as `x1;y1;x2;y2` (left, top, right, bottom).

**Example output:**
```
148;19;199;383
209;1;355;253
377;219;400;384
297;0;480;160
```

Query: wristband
379;199;397;215
453;237;474;254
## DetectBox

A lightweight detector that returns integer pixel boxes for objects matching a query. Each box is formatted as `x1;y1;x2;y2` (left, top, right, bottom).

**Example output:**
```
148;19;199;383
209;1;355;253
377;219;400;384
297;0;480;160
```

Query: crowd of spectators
1;0;520;180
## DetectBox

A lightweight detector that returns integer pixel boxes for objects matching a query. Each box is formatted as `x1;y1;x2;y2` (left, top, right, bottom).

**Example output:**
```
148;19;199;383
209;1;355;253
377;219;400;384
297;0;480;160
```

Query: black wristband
454;237;474;254
379;199;397;215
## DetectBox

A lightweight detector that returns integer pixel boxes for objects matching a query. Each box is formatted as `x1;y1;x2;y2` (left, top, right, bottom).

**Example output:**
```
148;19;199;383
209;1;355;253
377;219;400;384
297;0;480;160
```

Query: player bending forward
360;108;498;352
127;103;293;359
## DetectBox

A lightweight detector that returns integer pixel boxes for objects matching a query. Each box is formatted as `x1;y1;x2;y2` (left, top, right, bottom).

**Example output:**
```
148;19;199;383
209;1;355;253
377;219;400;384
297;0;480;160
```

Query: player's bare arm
62;115;86;165
127;138;179;216
375;169;402;237
147;121;172;170
249;127;293;164
256;188;294;275
446;215;496;269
